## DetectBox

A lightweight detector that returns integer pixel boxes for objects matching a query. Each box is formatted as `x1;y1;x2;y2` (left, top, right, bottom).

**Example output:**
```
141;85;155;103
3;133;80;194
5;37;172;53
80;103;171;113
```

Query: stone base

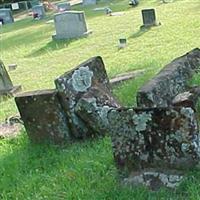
0;85;22;97
140;22;161;29
52;30;92;40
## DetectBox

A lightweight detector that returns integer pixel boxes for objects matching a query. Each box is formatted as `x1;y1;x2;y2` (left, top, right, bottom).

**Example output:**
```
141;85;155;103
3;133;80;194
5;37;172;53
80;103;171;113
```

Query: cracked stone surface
108;106;200;189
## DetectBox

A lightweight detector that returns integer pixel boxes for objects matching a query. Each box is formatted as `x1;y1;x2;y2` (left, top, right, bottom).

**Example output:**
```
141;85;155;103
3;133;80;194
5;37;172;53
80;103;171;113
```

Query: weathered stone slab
108;106;200;189
55;56;119;139
137;48;200;108
15;89;70;144
0;60;21;97
75;87;120;135
52;11;90;40
0;8;14;24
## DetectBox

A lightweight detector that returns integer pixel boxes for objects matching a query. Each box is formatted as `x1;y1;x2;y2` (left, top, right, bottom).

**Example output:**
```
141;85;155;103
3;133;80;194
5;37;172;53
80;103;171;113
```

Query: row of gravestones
0;5;158;40
1;48;198;190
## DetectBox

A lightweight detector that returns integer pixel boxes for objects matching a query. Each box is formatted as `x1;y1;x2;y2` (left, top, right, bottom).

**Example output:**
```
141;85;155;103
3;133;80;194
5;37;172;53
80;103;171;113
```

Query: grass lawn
0;0;200;199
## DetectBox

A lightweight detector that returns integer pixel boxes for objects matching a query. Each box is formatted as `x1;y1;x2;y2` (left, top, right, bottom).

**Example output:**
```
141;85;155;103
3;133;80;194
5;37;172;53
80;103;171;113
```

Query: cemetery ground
0;0;200;199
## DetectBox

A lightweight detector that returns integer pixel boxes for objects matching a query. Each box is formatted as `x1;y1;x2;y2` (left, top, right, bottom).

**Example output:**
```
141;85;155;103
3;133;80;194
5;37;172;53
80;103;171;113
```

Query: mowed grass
0;0;200;199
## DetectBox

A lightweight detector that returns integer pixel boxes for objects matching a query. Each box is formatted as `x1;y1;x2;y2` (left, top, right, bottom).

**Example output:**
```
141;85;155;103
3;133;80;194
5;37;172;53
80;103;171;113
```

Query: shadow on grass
129;27;151;39
26;36;88;57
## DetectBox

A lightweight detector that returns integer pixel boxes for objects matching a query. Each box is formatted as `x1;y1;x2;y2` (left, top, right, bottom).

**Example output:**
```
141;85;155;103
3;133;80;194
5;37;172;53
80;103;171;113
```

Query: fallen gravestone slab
15;89;70;144
137;48;200;108
108;106;199;190
55;56;120;139
110;69;145;85
0;60;21;98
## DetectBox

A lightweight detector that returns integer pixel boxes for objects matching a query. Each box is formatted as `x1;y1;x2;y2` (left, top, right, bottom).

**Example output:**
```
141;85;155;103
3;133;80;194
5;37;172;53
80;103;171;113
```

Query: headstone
8;64;17;71
15;89;70;144
57;2;71;12
118;38;127;49
55;56;120;139
0;9;14;24
52;11;90;40
83;0;96;6
108;106;199;190
141;8;157;28
32;4;45;19
137;48;200;108
0;60;21;97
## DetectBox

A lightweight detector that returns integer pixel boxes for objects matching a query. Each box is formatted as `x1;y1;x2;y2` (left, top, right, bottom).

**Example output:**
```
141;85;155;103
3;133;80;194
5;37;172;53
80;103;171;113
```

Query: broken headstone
15;89;70;144
108;106;200;190
55;56;120;139
137;48;200;108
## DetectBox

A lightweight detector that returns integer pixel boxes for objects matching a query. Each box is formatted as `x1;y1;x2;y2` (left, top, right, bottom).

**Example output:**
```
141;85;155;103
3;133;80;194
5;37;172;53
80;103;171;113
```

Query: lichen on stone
132;112;152;132
70;66;93;92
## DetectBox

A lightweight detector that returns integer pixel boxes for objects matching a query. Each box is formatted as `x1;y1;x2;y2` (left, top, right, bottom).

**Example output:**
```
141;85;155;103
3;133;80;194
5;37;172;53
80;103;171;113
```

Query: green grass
0;0;200;199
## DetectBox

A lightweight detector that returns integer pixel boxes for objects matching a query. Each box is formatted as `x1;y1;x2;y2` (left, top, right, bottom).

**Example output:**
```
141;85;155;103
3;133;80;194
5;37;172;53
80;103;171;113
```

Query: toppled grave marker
108;106;198;190
55;56;120;139
0;60;21;98
108;48;200;190
137;48;200;108
15;89;70;144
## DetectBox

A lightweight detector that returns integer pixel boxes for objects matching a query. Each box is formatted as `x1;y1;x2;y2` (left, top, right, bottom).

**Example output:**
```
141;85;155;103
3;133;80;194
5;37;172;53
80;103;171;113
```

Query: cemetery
0;0;200;199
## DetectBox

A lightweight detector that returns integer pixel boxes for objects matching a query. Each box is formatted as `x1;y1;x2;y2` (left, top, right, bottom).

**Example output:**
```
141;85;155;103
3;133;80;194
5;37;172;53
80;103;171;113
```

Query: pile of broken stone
12;48;200;189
